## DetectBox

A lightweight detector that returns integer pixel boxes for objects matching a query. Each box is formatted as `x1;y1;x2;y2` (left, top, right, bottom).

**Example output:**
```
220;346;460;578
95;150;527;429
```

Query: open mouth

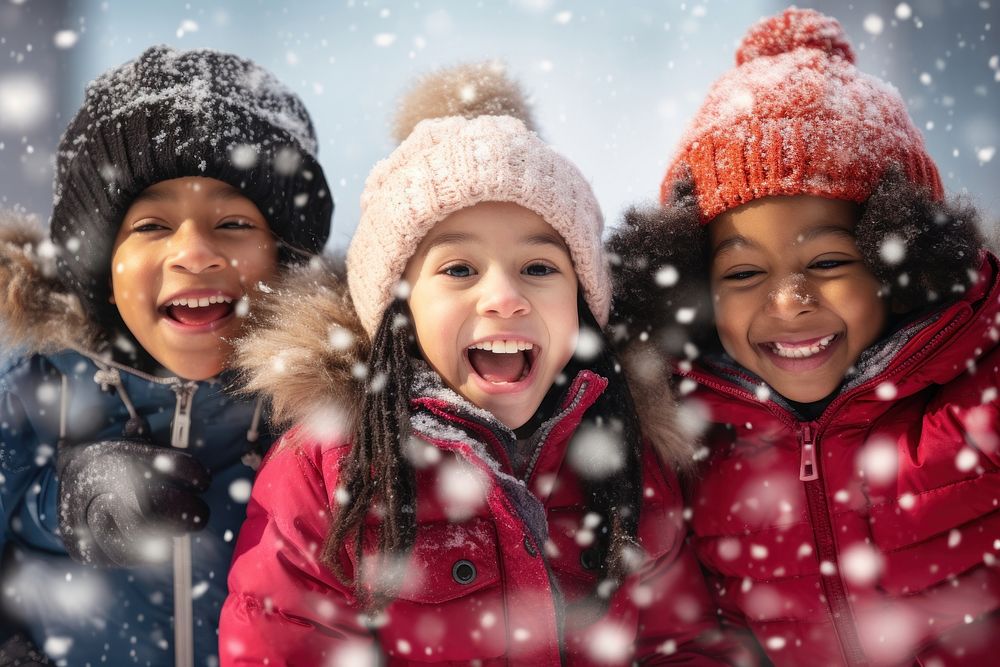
761;333;838;359
466;340;537;384
161;295;235;328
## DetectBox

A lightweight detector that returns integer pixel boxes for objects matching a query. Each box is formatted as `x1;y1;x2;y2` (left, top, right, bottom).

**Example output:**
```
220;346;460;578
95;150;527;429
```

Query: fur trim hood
233;263;696;470
231;257;369;433
0;209;102;354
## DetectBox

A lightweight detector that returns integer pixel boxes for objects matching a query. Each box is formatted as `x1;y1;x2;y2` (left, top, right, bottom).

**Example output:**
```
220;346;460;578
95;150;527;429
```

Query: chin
775;383;837;404
483;402;534;431
160;357;224;381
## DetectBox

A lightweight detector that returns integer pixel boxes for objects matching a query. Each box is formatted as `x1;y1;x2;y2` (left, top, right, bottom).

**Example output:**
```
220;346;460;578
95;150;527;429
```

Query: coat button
523;536;537;557
580;547;601;571
452;559;477;585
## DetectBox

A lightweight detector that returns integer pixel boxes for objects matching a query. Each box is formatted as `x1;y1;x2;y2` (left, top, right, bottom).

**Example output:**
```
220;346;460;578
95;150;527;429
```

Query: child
0;47;332;666
220;64;744;665
608;8;999;666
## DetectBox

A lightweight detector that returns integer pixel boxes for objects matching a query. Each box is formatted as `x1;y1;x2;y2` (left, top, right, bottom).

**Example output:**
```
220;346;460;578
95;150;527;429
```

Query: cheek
711;291;749;348
408;289;462;357
236;244;279;283
111;251;156;309
841;283;888;342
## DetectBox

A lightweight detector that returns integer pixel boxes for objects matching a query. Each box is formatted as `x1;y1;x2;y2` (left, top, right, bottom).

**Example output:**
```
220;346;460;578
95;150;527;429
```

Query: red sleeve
219;434;375;666
567;447;761;666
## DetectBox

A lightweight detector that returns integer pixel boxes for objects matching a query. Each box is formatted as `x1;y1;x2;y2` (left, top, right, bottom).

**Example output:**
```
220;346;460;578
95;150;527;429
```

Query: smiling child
0;47;331;666
609;8;1000;666
219;63;743;665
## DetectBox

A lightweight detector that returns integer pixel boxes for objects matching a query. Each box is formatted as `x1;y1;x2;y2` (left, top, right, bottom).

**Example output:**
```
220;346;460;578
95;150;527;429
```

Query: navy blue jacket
0;214;276;666
0;349;273;666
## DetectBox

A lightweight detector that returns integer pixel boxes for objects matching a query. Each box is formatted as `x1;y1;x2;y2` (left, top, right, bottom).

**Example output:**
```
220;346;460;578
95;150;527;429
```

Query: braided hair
322;296;644;609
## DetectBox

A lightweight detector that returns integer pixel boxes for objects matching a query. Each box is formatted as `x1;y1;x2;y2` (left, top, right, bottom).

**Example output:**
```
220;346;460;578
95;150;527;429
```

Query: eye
218;218;255;230
722;269;762;281
524;262;558;277
132;220;169;233
442;263;474;278
809;259;854;270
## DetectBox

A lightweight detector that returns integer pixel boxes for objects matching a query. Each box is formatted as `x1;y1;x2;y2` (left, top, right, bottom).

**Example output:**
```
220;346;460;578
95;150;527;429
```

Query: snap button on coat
451;559;476;585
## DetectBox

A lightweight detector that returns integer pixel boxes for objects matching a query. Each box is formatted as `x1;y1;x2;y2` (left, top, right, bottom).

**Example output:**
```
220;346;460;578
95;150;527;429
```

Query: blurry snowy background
1;0;997;250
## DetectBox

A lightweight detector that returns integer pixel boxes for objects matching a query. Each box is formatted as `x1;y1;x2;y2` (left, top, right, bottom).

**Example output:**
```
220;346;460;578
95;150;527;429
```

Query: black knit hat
50;45;333;323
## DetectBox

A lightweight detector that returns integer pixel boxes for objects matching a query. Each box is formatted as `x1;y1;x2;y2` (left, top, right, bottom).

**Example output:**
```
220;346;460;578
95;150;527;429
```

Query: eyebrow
422;230;568;253
712;224;855;257
129;182;246;205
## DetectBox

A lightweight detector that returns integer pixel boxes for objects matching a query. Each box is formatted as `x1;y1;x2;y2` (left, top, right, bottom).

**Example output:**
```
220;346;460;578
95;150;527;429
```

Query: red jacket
221;369;738;665
681;254;1000;666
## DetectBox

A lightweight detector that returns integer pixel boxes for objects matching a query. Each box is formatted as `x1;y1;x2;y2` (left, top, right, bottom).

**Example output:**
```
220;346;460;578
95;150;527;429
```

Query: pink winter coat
680;253;1000;666
220;363;741;665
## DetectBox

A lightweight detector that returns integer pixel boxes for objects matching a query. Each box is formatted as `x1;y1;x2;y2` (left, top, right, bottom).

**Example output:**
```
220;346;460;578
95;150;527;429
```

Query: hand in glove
57;439;211;566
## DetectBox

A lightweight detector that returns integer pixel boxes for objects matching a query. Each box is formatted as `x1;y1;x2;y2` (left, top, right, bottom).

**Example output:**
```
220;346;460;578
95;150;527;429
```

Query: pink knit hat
347;63;610;336
661;7;943;222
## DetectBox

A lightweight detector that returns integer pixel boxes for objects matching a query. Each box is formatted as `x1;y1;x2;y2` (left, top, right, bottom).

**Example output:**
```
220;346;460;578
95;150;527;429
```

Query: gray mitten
57;439;211;566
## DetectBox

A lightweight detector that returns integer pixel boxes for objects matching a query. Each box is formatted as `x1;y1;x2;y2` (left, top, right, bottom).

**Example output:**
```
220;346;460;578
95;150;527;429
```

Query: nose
167;221;226;274
764;273;817;320
476;268;531;319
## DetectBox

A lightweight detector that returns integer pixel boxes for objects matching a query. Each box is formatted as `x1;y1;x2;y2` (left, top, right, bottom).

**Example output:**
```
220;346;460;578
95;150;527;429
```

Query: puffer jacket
0;213;275;666
219;269;748;666
679;253;1000;666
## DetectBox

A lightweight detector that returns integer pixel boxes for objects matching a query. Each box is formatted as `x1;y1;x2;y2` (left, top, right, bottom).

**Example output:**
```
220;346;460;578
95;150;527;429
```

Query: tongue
469;349;528;383
167;303;231;326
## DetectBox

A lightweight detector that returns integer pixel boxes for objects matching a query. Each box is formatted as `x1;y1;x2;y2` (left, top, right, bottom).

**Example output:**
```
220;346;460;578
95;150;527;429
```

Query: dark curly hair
607;168;987;360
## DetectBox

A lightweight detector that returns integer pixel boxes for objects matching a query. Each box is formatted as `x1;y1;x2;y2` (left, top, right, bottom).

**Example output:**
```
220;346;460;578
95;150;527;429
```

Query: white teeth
468;340;534;354
770;334;836;358
168;295;234;308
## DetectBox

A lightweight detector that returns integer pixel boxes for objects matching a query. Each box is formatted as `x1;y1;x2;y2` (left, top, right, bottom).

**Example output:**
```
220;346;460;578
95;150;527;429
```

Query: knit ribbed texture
50;45;332;321
347;114;609;336
661;7;943;222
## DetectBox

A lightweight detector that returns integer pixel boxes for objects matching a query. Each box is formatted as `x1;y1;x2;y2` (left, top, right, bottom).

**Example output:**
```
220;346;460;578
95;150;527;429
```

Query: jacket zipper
681;305;975;666
798;422;818;482
170;382;198;667
798;423;868;667
170;382;198;449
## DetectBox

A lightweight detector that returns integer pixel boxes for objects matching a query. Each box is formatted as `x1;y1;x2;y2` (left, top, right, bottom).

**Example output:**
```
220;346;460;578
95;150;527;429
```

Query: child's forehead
136;176;245;201
423;202;569;251
709;195;859;252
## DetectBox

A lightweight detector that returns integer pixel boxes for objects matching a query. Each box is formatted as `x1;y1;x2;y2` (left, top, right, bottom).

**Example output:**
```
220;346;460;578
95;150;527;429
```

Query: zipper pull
799;423;819;481
170;382;199;449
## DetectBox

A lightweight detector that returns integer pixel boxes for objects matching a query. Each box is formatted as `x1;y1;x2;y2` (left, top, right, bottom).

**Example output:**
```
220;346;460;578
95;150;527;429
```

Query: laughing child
609;8;1000;666
0;47;331;666
219;63;744;665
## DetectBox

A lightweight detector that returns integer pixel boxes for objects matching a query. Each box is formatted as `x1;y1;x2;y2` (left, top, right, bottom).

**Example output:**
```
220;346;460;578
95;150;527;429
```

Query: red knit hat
661;7;943;222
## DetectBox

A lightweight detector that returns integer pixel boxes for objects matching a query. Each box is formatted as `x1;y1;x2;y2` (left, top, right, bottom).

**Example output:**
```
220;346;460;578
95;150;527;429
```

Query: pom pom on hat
661;7;942;222
392;61;537;143
348;62;609;336
736;7;854;65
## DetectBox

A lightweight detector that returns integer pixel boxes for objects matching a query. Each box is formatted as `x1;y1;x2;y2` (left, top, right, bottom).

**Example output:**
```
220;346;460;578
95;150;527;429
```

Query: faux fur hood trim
234;256;695;470
231;256;369;431
619;339;698;474
0;209;102;353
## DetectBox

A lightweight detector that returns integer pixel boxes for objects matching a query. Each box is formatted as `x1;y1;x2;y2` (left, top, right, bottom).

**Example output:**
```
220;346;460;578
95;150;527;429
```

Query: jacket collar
408;361;608;482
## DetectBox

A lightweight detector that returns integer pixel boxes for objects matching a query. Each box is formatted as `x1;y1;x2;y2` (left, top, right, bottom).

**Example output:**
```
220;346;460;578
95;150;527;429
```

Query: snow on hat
51;45;332;321
347;61;610;337
661;7;943;222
